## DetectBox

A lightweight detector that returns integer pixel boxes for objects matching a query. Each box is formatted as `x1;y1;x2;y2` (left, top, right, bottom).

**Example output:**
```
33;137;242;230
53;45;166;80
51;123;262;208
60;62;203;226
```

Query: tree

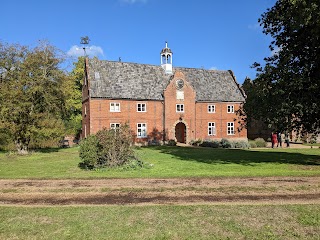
0;41;67;153
248;0;320;133
62;57;83;137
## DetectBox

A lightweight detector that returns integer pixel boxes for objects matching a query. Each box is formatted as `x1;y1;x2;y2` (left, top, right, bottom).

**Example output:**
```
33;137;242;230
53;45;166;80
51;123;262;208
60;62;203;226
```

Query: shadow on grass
146;146;320;166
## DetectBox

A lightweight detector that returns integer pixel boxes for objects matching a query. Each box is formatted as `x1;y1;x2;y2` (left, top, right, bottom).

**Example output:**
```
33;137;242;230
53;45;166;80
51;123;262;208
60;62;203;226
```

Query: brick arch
172;120;190;144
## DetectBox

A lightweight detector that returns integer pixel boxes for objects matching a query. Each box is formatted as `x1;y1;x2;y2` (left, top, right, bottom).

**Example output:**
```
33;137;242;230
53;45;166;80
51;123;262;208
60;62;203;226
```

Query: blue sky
1;0;276;84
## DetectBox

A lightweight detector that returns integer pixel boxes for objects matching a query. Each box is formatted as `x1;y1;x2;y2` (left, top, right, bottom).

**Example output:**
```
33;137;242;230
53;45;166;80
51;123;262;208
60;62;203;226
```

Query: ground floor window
110;123;120;129
227;122;235;135
137;123;147;138
208;122;216;136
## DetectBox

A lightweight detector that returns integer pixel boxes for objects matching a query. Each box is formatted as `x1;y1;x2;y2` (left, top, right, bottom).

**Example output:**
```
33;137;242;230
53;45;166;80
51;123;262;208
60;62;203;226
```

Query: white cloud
120;0;147;4
209;66;218;70
67;45;104;58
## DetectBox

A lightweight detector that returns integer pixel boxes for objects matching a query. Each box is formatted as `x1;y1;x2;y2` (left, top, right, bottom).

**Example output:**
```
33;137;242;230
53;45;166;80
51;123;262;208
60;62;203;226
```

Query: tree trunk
15;139;29;155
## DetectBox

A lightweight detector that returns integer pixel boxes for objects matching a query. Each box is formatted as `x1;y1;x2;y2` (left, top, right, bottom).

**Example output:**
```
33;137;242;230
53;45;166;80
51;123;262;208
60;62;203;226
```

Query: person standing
285;132;290;147
277;131;282;148
271;131;278;148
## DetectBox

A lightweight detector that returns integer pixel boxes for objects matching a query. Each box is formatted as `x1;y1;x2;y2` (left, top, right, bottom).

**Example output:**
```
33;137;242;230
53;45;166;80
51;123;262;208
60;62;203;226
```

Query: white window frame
84;105;87;116
208;122;216;136
176;104;184;112
227;122;235;135
137;123;147;138
110;123;120;129
110;102;120;112
137;103;146;112
227;105;234;113
208;105;216;113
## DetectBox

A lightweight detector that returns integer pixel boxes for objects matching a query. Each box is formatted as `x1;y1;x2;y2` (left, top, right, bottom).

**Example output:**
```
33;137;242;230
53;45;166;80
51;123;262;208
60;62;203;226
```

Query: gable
87;58;245;102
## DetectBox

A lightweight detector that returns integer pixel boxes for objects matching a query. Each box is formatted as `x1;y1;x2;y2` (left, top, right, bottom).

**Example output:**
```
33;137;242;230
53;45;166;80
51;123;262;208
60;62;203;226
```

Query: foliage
249;141;257;148
79;125;136;169
244;0;320;134
78;135;100;169
167;139;177;146
254;138;267;148
233;140;250;149
63;57;83;137
197;139;249;149
189;139;202;146
220;138;232;148
0;41;68;153
200;140;220;148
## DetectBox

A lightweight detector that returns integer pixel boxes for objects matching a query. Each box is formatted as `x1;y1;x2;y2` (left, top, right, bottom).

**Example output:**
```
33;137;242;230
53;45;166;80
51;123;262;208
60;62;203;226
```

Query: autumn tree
247;0;320;133
0;41;67;153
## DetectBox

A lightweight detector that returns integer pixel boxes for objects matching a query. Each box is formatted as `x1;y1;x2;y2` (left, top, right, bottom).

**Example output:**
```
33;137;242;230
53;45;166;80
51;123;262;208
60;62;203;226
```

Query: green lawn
1;146;319;240
0;146;319;179
0;204;319;240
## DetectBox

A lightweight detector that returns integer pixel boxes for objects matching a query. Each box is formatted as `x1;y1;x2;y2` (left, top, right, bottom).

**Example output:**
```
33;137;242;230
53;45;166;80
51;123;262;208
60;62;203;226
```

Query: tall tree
247;0;320;133
62;57;83;137
0;41;67;153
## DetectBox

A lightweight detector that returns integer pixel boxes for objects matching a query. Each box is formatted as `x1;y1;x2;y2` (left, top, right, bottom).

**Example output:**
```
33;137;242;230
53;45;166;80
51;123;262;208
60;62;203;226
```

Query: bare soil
0;177;319;206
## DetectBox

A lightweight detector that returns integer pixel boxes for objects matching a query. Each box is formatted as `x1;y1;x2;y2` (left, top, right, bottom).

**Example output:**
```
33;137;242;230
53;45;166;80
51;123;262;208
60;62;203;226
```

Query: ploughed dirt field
1;177;319;206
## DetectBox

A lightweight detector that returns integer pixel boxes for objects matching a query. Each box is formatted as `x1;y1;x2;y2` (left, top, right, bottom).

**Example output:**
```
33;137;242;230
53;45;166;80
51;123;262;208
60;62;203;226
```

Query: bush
189;139;202;146
167;139;177;146
233;140;250;149
254;138;267;147
249;141;257;148
220;138;232;148
79;125;135;169
78;135;101;169
200;140;220;148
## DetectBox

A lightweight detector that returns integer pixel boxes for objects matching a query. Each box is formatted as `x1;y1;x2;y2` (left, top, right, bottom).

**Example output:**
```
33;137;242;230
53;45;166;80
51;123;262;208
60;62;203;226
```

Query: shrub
233;140;250;149
78;135;100;169
167;139;177;146
189;139;202;146
254;138;267;147
200;140;220;148
249;141;257;148
220;138;232;148
79;125;135;169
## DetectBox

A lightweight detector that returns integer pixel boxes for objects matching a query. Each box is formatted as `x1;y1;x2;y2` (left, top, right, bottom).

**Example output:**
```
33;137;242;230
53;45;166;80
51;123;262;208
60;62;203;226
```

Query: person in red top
271;131;278;148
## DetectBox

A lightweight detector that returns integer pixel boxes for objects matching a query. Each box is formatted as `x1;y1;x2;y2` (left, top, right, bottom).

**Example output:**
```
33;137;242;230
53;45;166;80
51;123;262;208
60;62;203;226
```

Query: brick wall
82;70;247;142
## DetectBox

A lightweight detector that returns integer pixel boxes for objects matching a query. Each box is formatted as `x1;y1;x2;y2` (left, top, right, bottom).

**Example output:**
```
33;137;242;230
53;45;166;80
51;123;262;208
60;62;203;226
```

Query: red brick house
82;43;247;144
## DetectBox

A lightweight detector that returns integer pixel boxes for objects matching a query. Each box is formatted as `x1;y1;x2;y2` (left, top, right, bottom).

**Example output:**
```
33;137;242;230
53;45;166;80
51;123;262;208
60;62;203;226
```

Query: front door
175;122;186;143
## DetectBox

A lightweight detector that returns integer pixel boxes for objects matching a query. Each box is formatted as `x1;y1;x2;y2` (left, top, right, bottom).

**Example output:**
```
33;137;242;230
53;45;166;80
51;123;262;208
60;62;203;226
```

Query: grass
1;146;319;240
0;204;319;240
0;146;319;179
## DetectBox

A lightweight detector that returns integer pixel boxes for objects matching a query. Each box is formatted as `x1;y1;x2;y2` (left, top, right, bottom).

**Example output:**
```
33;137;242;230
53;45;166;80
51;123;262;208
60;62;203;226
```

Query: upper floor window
208;105;216;113
137;103;146;112
227;122;235;135
227;105;234;113
110;102;120;112
176;104;184;112
208;122;216;136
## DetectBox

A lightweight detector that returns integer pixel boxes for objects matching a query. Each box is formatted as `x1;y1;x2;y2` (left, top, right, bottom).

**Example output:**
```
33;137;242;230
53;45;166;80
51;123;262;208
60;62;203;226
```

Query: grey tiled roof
87;58;245;102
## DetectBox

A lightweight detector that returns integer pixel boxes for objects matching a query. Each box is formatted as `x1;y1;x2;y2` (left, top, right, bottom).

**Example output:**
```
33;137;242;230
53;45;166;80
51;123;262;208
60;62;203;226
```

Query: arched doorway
175;122;186;143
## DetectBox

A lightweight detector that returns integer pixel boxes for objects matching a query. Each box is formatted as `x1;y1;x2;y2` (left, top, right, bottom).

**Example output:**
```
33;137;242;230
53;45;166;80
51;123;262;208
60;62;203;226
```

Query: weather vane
80;36;90;56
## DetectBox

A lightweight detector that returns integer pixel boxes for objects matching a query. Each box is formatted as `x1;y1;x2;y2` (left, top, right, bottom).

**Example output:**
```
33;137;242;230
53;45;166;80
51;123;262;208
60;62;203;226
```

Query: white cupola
160;41;173;74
